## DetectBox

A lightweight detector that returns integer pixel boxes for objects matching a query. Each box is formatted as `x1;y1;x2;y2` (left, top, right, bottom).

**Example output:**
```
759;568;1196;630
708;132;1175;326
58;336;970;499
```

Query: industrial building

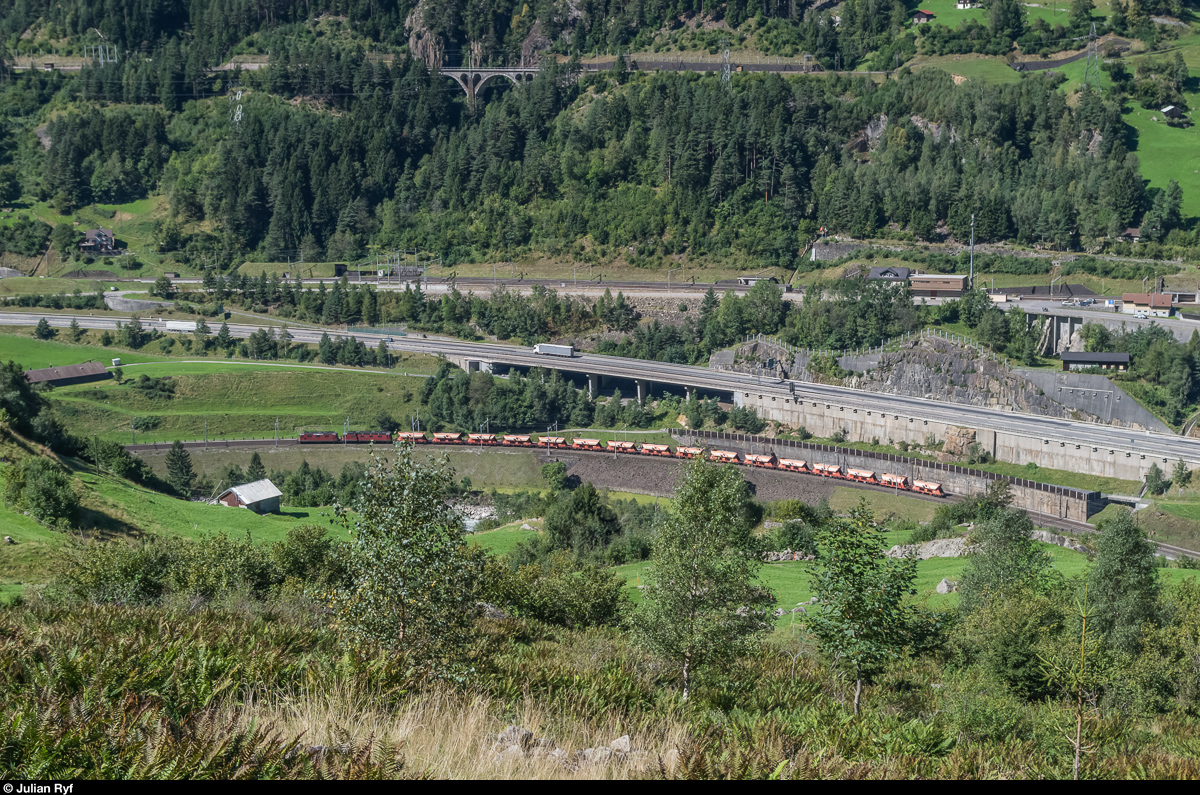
1060;352;1130;372
909;274;968;298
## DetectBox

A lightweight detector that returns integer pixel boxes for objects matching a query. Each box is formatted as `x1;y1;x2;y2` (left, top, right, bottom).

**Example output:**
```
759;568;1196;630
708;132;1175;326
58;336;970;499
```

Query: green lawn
910;55;1023;84
614;530;1188;624
907;0;1090;30
1121;77;1200;219
0;457;345;597
51;366;431;442
468;527;540;555
0;277;110;296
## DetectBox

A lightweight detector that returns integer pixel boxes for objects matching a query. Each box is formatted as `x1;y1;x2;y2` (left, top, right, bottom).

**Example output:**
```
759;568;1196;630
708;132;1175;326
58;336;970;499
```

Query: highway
7;310;1200;465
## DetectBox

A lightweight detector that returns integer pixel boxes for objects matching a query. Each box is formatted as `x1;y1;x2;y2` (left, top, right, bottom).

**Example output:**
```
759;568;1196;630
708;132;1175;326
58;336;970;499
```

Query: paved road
9;310;1200;465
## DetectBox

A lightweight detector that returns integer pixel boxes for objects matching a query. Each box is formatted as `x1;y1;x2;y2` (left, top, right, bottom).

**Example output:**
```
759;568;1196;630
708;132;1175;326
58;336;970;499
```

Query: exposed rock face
909;114;958;143
887;537;974;559
941;426;977;457
1031;530;1090;555
406;0;444;69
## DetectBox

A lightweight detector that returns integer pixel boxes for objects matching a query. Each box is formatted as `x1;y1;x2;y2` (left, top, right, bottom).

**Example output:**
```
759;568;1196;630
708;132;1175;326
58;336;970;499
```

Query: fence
681;428;1100;501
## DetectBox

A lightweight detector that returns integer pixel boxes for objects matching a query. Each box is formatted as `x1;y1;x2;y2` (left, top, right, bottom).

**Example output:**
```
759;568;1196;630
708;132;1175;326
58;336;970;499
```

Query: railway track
124;437;1200;559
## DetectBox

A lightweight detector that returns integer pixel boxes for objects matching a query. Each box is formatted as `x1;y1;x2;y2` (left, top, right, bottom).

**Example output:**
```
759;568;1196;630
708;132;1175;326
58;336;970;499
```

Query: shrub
2;456;78;526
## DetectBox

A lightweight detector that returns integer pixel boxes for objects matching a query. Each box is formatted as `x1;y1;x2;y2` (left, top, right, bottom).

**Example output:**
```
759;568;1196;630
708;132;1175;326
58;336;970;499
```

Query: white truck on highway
534;343;574;357
164;320;198;333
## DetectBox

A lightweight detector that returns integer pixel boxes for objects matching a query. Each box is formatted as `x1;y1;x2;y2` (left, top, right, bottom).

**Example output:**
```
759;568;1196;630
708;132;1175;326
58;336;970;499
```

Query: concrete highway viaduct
4;311;1197;483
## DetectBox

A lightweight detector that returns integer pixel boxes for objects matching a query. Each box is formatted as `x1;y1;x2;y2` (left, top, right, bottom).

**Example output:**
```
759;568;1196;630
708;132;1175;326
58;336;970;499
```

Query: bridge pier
636;379;648;405
587;374;599;399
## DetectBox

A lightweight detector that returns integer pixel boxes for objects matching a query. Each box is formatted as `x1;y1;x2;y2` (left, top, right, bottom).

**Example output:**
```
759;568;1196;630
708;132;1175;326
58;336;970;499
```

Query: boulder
496;725;533;749
492;744;525;764
1031;529;1090;555
609;735;631;754
475;602;510;620
936;578;958;594
887;537;973;560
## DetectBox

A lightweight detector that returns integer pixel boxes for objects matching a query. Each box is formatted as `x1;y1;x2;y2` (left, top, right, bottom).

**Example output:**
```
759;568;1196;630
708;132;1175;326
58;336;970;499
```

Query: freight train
295;431;943;496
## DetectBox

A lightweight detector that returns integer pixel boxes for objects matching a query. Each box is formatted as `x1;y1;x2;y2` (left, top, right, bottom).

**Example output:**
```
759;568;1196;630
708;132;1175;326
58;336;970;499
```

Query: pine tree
1087;509;1159;654
216;322;232;350
632;456;771;700
68;318;82;343
166;440;196;497
1173;458;1190;493
33;318;54;340
246;452;267;482
1145;462;1166;496
193;318;211;354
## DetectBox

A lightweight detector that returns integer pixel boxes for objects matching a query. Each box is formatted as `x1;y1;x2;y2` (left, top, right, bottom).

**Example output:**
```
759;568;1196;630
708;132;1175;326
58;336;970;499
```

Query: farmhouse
1161;105;1183;119
214;479;283;514
867;266;911;283
23;361;111;387
80;228;117;255
913;10;936;23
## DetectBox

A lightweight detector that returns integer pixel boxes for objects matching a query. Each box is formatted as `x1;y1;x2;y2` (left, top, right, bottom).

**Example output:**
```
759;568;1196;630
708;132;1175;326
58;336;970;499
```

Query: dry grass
228;684;688;780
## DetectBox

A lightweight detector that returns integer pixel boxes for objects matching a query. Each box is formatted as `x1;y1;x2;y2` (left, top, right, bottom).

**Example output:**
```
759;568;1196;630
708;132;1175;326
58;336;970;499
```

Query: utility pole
1082;22;1102;95
204;419;208;450
275;417;279;447
969;213;975;290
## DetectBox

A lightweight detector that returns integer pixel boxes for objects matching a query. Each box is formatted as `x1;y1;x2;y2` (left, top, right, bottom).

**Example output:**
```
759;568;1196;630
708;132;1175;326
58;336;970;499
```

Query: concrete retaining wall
732;390;1179;482
673;430;1102;523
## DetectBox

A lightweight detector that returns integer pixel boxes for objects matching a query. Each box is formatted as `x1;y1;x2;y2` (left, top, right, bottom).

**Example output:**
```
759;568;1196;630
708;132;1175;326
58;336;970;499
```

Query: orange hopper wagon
675;446;704;459
500;434;531;447
912;480;945;496
745;454;777;468
432;432;463;444
778;458;808;473
846;469;876;484
640;443;672;456
708;449;741;464
607;440;637;454
571;438;604;451
880;473;908;489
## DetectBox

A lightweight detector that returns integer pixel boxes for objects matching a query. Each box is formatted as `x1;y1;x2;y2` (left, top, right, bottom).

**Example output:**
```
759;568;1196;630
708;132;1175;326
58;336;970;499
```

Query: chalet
1060;352;1130;372
913;10;936;23
909;273;968;298
23;361;111;388
1121;293;1172;317
1121;227;1142;242
1161;105;1184;119
955;0;980;8
80;228;116;255
214;479;283;514
867;266;911;283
